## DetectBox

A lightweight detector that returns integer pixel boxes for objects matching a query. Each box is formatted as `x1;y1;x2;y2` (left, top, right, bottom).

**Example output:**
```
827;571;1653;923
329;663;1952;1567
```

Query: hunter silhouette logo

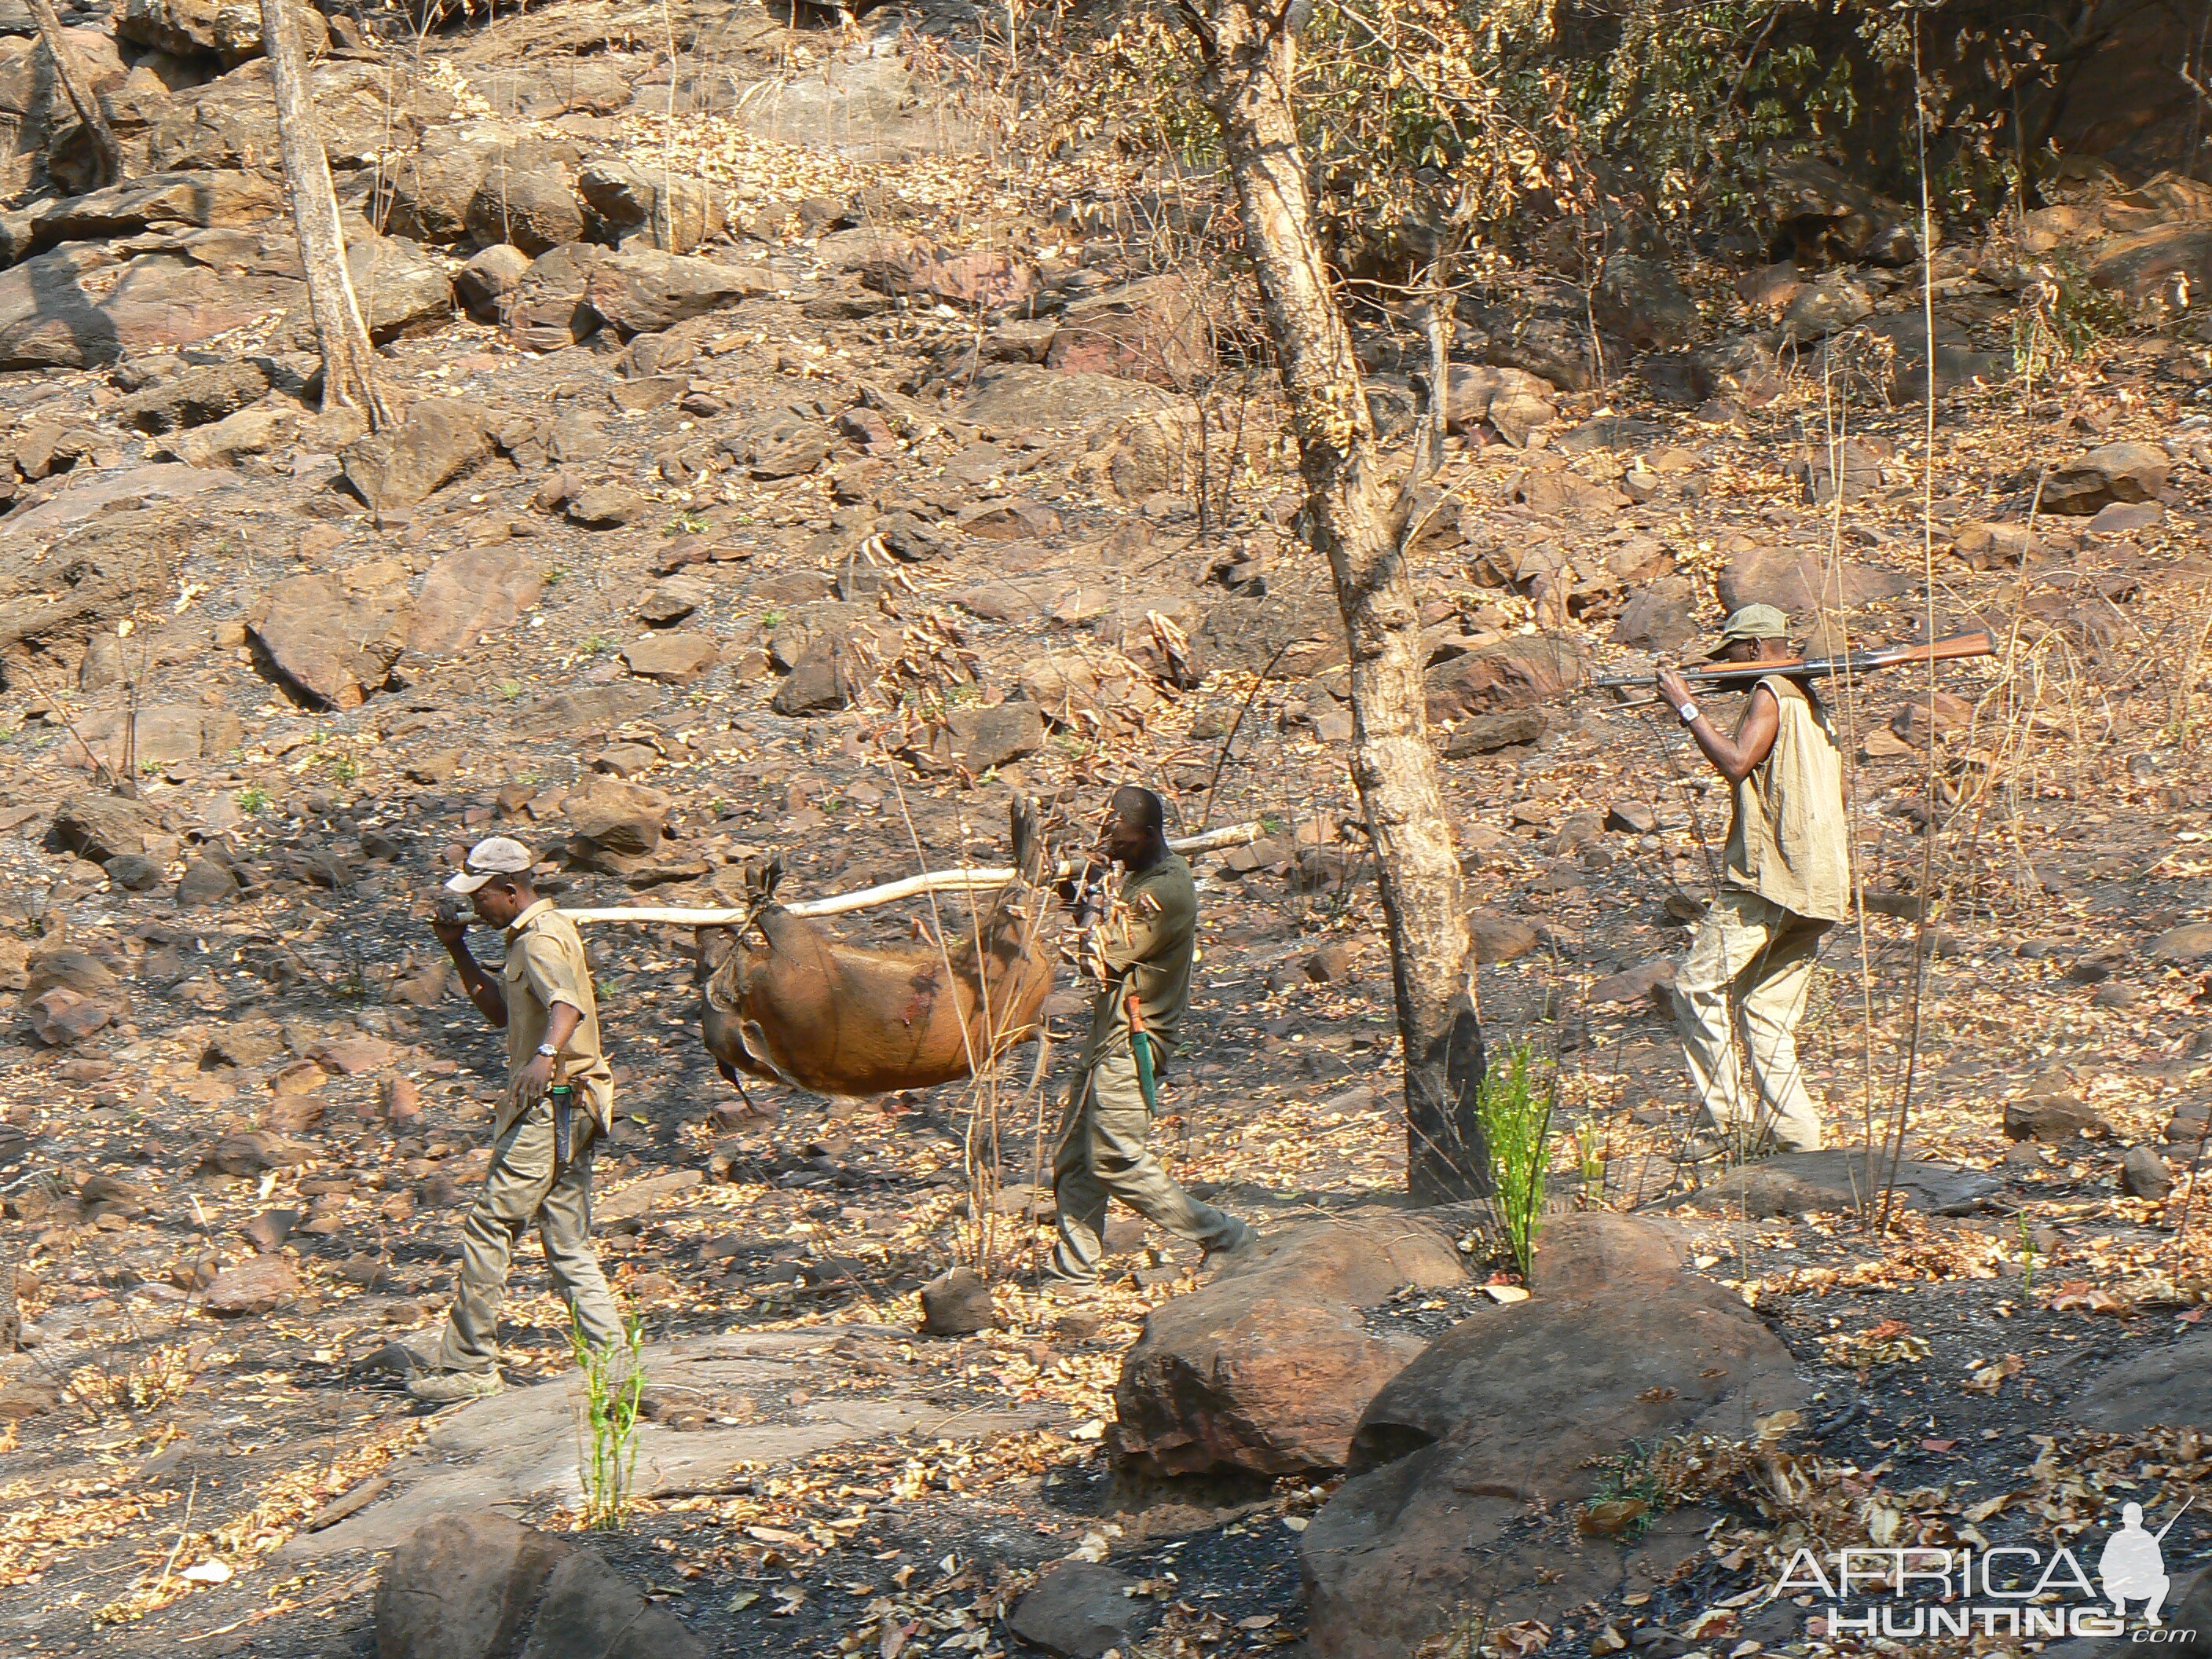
1776;1496;2199;1642
2101;1500;2189;1625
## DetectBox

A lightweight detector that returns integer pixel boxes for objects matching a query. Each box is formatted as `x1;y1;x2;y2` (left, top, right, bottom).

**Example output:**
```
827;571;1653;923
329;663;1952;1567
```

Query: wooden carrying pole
563;821;1265;927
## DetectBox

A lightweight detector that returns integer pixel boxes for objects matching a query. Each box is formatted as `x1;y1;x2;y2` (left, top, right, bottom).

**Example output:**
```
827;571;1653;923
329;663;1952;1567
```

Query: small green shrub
568;1313;646;1529
1478;1042;1553;1279
236;786;269;815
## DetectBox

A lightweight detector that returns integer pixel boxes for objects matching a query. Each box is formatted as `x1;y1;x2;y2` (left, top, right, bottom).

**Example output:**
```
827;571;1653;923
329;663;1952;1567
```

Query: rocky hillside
0;0;2210;1654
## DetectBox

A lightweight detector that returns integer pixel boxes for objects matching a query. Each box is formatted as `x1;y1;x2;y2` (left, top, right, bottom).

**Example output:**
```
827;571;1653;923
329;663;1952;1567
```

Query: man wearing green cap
1656;605;1850;1159
411;836;624;1402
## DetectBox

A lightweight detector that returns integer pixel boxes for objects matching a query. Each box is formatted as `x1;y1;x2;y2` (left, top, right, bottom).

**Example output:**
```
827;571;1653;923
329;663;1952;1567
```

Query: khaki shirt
1723;675;1852;923
500;899;614;1134
1083;853;1197;1068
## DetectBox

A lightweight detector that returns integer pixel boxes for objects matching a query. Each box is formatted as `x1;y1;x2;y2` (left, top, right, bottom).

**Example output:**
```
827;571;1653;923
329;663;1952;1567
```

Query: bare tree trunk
1177;0;1487;1201
28;0;121;188
259;0;387;428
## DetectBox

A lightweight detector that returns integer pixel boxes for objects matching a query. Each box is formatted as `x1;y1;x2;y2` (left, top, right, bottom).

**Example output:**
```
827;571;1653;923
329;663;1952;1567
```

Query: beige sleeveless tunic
1723;675;1851;922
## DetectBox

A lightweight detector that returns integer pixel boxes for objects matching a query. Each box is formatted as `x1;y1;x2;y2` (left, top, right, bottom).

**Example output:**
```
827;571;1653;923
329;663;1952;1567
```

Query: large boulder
1423;635;1587;723
114;358;272;433
1442;364;1556;445
407;548;544;656
1668;1149;2001;1218
1593;255;1701;350
378;141;496;244
580;249;771;337
1192;594;1343;679
1111;1217;1464;1480
564;777;667;859
854;236;1038;308
51;792;163;862
958;364;1176;430
1008;1563;1159;1658
1715;545;1915;613
339;399;492;512
248;573;408;710
1761;156;1917;266
1299;1224;1804;1659
1046;275;1210;385
375;1511;708;1659
2042;442;2170;516
30;171;283;251
2071;1328;2212;1431
2091;222;2212;304
577;160;727;255
465;146;584;255
115;0;328;62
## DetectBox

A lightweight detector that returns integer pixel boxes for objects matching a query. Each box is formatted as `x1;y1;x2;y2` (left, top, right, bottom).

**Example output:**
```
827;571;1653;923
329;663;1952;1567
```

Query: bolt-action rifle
1589;628;1997;693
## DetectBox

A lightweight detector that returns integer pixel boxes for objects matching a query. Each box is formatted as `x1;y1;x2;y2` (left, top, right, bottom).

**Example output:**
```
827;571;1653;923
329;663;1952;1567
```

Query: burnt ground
0;0;2206;1652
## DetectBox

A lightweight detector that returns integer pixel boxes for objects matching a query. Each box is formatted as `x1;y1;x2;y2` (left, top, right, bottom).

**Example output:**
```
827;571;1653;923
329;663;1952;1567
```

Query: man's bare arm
1656;670;1781;784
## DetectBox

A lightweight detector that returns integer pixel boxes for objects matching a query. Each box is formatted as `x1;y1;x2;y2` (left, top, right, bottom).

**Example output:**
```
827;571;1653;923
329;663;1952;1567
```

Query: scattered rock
1587;958;1675;1008
339;400;491;512
1111;1217;1463;1478
1008;1563;1159;1659
0;1379;58;1419
1666;1149;2001;1217
2122;1146;2174;1201
407;548;544;657
104;852;163;892
566;485;646;529
27;986;113;1045
621;633;718;684
174;857;237;907
244;1209;298;1253
1424;635;1588;723
918;1268;995;1336
374;1511;708;1659
1439;708;1547;758
2004;1091;2110;1143
51;793;162;862
200;1130;312;1175
945;702;1044;772
2042;441;2170;516
2069;1328;2212;1432
2148;921;2212;963
202;1255;298;1317
564;777;667;859
1467;910;1538;964
249;573;407;711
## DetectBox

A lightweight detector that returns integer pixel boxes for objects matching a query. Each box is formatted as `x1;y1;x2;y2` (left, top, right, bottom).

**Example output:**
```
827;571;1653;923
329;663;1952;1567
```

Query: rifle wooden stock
1588;629;1996;692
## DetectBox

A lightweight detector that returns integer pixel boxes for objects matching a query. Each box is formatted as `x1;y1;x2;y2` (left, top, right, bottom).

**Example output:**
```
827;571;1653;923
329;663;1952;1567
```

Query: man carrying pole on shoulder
411;837;624;1402
1654;605;1851;1163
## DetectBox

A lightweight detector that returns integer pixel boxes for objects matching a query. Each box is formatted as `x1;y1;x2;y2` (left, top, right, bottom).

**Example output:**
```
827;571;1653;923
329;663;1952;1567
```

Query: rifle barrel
1587;630;1995;693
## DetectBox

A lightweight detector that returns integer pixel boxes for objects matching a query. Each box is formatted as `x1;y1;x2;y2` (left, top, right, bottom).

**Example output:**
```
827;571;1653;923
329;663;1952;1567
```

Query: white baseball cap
445;836;535;893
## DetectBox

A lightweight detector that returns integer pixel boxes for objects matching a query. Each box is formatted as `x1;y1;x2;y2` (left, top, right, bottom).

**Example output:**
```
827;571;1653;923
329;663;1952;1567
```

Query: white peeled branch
562;820;1267;926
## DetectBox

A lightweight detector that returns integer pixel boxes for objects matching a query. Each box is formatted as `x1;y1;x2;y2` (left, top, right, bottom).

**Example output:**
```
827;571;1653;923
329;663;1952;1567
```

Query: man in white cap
412;837;623;1402
1657;604;1850;1161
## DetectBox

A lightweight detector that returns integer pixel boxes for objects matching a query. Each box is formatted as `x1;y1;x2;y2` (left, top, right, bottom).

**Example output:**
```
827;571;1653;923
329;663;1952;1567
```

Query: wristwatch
1677;701;1700;724
535;1042;558;1057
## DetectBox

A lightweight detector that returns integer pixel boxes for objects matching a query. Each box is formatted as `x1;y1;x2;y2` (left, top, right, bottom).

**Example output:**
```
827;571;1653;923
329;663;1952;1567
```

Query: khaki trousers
1048;1046;1247;1284
1675;890;1831;1153
434;1097;624;1373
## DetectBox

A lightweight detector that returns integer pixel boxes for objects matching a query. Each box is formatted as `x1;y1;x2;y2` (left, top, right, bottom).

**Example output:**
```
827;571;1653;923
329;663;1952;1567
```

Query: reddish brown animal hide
696;802;1054;1097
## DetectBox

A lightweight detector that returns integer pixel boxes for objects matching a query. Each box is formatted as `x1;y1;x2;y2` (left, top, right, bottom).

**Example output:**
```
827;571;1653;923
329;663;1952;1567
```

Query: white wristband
1678;701;1700;724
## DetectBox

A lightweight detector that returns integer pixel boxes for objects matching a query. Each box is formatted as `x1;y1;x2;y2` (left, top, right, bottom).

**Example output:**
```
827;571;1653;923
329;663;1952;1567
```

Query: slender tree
258;0;387;428
1175;0;1488;1200
28;0;122;189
